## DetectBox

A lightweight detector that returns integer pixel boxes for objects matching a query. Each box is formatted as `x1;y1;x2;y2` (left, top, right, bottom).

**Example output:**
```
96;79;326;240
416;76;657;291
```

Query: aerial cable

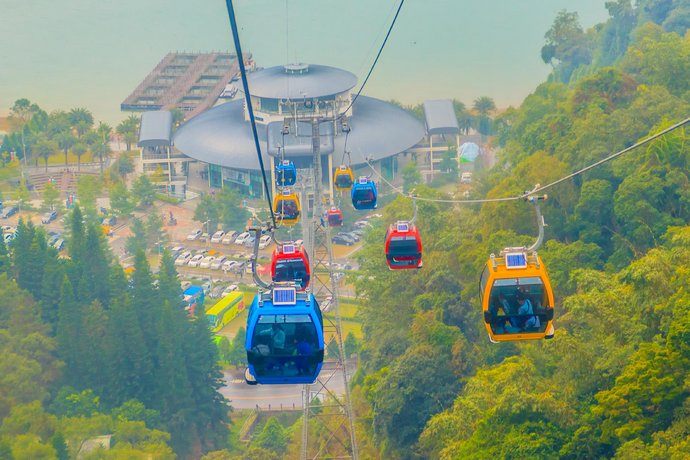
530;116;690;195
225;0;277;228
364;116;690;205
338;0;405;120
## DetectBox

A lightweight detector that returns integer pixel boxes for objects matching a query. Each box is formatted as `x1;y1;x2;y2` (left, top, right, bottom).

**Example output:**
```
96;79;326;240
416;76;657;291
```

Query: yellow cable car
334;165;355;191
273;189;301;226
479;194;555;343
480;250;555;342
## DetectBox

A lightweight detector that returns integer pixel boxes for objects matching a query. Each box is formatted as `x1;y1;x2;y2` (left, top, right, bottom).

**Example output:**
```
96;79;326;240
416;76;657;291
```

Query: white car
199;255;216;269
222;260;239;271
210;230;225;243
174;251;192;266
221;284;239;297
186;229;202;241
294;239;304;247
258;234;272;249
222;231;239;244
187;254;204;267
210;256;227;270
234;231;251;245
460;172;473;183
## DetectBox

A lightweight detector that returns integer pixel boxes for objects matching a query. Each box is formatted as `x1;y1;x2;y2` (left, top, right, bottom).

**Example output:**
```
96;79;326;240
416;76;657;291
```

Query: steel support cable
338;0;405;121
225;0;277;228
364;117;690;205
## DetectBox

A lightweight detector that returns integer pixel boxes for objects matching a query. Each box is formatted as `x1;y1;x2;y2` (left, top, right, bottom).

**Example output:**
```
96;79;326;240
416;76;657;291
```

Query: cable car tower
277;109;359;459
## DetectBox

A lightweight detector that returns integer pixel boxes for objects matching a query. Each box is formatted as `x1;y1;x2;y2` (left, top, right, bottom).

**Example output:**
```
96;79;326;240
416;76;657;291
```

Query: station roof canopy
173;95;425;170
246;64;358;100
138;111;173;148
423;99;459;135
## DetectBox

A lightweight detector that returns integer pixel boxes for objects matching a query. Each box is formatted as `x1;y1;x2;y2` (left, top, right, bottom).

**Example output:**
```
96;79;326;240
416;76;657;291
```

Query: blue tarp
460;142;480;162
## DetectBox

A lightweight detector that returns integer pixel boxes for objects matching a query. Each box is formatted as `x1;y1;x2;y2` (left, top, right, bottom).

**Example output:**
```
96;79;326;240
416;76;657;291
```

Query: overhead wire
225;0;277;228
338;0;405;121
364;116;690;205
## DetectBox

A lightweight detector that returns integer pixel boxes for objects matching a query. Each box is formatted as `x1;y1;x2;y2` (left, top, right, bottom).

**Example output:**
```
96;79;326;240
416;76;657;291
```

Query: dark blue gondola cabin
271;242;311;290
276;160;297;187
245;286;324;385
384;221;423;269
351;177;377;210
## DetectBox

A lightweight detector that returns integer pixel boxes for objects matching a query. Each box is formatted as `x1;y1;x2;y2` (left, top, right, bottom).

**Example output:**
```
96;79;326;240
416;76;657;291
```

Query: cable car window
389;237;420;256
249;315;320;378
479;266;489;301
274;258;309;287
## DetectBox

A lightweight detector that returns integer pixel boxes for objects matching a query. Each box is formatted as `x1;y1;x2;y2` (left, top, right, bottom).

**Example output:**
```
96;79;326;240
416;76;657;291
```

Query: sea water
0;0;606;124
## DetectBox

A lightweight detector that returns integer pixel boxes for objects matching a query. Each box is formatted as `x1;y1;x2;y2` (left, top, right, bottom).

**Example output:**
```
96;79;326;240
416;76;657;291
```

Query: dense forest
0;207;229;458
348;2;690;459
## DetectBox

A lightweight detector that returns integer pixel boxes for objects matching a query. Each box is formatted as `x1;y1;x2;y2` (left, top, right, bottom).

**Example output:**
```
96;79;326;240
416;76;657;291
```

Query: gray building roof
173;95;424;170
138;111;173;148
423;99;459;135
246;64;358;100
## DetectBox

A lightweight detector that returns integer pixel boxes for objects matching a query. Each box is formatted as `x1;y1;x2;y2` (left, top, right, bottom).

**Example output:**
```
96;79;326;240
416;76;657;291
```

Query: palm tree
36;138;58;172
472;96;496;117
56;131;76;166
95;122;113;173
68;108;94;138
116;115;140;151
73;143;87;171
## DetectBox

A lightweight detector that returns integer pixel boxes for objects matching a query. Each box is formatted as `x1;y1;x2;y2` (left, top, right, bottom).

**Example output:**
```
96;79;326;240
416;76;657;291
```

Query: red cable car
326;207;344;227
384;221;423;270
271;242;311;290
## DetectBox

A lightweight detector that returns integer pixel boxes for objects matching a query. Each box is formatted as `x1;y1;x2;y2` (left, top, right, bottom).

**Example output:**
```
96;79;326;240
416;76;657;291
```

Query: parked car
175;251;193;266
1;206;19;219
460;172;473;183
222;231;239;244
41;210;58;224
258;234;272;249
221;259;238;271
102;216;117;226
199;232;210;242
210;230;225;243
52;238;65;251
332;235;354;246
294;239;304;247
210;256;227;270
339;232;360;242
186;229;202;241
210;285;227;299
234;231;251;245
180;280;192;291
221;284;239;297
243;234;256;247
170;246;185;258
353;220;371;229
188;254;205;267
4;233;14;244
199;256;216;269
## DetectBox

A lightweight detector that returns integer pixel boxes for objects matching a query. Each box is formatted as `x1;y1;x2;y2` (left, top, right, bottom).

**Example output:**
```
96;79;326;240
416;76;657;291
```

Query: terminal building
169;63;426;201
137;60;470;199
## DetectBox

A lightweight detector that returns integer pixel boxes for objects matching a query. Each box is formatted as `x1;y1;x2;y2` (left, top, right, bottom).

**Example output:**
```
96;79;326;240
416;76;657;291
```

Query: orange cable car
479;195;555;342
334;165;355;191
273;189;301;226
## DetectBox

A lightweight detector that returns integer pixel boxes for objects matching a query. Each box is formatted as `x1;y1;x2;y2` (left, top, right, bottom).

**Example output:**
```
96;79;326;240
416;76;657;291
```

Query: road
220;360;355;410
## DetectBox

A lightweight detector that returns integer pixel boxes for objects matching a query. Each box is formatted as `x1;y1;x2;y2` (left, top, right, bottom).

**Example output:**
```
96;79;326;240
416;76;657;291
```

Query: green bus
206;291;245;333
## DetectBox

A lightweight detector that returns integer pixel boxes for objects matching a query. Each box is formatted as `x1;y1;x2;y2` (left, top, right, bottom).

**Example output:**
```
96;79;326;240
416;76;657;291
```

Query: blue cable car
245;285;324;385
276;160;297;187
351;177;378;210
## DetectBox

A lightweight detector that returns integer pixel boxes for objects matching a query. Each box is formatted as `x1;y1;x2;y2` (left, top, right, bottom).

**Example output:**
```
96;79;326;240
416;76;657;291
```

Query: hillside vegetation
349;4;690;459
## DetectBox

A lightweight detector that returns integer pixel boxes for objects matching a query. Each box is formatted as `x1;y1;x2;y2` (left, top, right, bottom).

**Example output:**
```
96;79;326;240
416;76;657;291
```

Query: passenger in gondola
293;331;314;375
273;324;287;354
490;294;514;333
516;292;540;330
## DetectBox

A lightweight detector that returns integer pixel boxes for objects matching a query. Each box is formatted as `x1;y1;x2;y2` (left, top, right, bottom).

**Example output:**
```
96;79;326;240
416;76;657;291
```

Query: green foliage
76;175;102;211
109;181;134;216
252;417;288;455
130;174;156;208
194;188;250;231
401;161;421;193
41;181;60;211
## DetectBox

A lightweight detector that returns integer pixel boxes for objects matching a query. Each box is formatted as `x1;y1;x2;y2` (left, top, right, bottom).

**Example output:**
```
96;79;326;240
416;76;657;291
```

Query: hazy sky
0;0;609;124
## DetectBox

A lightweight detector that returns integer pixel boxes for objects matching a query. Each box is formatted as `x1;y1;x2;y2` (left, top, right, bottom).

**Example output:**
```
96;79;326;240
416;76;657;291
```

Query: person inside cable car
489;293;515;334
279;200;299;220
515;292;540;330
